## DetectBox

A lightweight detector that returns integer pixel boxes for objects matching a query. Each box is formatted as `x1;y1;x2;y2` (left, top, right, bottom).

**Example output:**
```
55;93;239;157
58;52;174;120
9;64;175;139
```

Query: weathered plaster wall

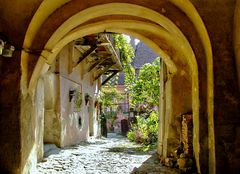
192;1;240;173
58;45;99;147
43;73;61;146
164;72;192;157
0;1;45;173
0;53;21;173
35;77;45;161
161;69;192;156
22;77;45;173
234;0;240;89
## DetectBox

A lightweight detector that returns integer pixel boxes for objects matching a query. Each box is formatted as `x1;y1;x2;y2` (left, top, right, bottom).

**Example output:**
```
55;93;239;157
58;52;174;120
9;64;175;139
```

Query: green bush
127;111;158;145
127;130;135;142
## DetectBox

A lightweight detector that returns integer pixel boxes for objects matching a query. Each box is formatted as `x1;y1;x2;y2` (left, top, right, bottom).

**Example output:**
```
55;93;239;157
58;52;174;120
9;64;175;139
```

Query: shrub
127;111;158;145
127;130;135;142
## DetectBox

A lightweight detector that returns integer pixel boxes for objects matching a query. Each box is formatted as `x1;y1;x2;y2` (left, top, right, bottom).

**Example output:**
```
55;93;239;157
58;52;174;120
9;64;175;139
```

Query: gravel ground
36;133;180;174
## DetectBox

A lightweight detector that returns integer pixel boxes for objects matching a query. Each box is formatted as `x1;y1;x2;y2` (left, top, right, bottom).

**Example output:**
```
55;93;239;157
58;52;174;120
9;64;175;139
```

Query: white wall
58;45;100;147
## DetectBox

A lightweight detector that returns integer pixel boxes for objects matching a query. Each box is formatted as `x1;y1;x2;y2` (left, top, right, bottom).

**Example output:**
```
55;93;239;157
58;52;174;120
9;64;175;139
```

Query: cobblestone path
36;133;180;174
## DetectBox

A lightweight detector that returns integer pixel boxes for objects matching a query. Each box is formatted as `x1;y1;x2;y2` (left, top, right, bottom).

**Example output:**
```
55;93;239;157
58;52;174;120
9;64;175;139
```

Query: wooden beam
76;45;97;65
87;59;105;73
91;52;112;58
68;42;74;74
97;42;110;46
101;70;119;86
94;63;115;81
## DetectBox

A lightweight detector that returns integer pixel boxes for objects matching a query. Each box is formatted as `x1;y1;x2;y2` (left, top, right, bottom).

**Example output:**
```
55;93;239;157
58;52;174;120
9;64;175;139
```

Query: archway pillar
162;75;173;158
158;58;167;156
0;51;22;173
234;0;240;89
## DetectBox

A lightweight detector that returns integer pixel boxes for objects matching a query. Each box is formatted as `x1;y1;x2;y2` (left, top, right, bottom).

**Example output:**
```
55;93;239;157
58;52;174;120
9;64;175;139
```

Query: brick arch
22;1;214;173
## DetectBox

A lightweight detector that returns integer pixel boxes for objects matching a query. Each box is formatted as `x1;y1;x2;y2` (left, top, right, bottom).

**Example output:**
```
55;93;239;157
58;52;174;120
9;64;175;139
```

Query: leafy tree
129;57;160;108
99;87;123;108
99;86;124;130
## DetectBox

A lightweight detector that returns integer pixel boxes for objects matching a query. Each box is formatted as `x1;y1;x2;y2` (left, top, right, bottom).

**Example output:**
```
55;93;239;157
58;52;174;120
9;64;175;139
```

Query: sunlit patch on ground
37;133;180;174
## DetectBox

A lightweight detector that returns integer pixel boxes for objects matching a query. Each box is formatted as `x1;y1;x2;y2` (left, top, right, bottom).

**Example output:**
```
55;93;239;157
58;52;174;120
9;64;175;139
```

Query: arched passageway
21;1;213;174
2;0;240;174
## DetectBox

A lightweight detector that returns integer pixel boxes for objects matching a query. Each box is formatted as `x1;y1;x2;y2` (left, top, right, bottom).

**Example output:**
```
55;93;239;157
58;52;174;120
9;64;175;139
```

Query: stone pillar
163;77;174;158
35;77;45;161
0;51;22;173
43;73;61;147
194;1;240;173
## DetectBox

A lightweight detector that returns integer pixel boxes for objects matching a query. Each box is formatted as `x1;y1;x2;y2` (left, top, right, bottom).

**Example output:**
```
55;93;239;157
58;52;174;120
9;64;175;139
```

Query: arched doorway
21;1;214;173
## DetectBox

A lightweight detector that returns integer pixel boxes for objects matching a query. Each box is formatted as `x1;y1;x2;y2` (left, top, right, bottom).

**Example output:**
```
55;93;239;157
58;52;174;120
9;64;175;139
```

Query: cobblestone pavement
36;133;180;174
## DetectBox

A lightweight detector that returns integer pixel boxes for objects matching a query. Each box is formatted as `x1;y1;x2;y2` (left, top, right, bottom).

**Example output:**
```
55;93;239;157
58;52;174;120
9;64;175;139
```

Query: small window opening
78;116;82;129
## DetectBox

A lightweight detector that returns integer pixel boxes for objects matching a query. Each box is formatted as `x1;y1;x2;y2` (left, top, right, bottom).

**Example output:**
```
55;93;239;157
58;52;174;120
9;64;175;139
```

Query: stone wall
163;70;192;157
192;0;240;173
181;114;193;156
0;52;22;173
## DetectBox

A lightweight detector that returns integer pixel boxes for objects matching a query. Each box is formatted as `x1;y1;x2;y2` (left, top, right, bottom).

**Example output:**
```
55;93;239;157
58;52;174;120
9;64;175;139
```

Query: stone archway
21;1;214;173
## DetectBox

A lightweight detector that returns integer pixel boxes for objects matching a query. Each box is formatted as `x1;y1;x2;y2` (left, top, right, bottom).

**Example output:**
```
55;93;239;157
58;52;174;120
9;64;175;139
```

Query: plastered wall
58;45;99;147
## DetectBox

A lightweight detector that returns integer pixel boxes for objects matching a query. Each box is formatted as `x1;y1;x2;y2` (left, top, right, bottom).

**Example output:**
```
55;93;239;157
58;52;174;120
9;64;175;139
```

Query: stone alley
36;133;180;174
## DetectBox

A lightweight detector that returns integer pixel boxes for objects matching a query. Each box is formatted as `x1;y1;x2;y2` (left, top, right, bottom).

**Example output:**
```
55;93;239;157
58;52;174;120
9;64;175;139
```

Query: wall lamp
0;34;15;58
69;88;76;102
85;93;90;105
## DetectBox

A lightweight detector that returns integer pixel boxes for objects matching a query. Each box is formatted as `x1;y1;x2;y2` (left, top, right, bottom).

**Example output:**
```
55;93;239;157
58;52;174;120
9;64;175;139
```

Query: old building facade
0;0;240;173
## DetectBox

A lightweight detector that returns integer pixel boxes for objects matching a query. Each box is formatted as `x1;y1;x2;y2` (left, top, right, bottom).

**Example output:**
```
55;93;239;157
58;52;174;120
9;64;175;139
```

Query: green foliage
127;111;158;145
99;87;123;107
129;58;160;107
127;130;135;142
113;34;136;86
105;111;117;120
99;86;123;121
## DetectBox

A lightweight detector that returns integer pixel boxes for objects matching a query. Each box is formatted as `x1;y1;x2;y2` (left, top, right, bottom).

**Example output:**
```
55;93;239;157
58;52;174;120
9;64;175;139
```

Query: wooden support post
158;58;166;156
80;61;84;80
68;42;74;74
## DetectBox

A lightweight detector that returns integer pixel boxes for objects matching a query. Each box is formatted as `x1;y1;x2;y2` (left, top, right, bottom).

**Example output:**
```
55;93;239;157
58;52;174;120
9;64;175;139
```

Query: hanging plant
74;90;82;111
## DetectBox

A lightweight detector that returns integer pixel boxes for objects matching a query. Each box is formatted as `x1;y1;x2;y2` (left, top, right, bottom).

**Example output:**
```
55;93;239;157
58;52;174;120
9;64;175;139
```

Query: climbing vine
113;34;136;86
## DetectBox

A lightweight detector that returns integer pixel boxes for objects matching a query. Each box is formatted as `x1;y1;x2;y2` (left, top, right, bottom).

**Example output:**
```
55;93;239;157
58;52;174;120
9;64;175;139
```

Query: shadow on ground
108;146;155;155
108;145;181;174
130;153;181;174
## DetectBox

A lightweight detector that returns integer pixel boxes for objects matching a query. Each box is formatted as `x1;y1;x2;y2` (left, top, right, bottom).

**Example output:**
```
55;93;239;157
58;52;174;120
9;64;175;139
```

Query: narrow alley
36;133;180;174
